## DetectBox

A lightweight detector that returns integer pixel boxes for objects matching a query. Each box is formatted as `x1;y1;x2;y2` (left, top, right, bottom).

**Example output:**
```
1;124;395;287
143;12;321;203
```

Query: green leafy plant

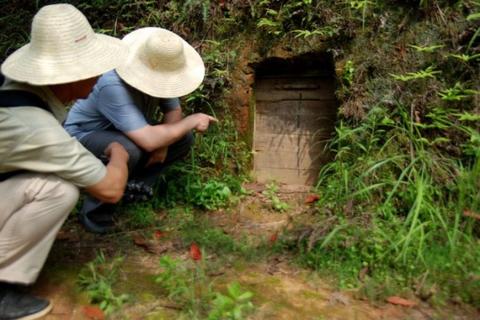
262;182;289;212
349;0;373;28
208;282;254;320
155;255;255;318
390;66;441;81
292;26;338;39
342;60;355;87
408;44;444;53
257;17;282;35
448;53;480;62
77;251;129;314
155;255;191;302
438;82;479;101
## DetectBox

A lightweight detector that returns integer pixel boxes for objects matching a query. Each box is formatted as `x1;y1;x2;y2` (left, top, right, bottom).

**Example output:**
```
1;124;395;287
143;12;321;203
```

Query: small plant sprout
439;82;480;101
262;182;289;212
455;112;480;122
448;53;480;62
257;17;282;35
408;44;444;53
349;0;373;28
342;60;355;86
390;66;441;81
293;26;338;39
77;251;129;314
208;282;254;320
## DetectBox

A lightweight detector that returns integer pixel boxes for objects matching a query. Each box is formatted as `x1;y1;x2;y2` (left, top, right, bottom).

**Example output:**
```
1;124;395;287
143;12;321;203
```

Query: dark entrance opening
253;52;338;185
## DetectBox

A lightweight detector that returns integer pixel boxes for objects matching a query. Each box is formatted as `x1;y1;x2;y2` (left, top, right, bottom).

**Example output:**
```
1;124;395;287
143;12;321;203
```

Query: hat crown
141;30;186;71
30;4;94;57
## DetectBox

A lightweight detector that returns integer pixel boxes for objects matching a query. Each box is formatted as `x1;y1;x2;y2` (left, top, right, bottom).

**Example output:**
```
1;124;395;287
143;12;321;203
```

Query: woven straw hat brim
116;28;205;98
1;34;127;85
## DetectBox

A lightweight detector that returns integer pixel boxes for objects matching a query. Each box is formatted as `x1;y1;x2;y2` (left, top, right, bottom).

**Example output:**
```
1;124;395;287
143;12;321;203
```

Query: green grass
4;0;479;310
77;251;129;314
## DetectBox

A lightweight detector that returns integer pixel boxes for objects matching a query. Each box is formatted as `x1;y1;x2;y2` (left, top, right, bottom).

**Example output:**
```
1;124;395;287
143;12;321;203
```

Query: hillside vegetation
1;0;479;309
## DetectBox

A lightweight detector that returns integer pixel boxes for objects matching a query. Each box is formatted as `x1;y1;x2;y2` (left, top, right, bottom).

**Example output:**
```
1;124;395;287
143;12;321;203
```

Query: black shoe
0;286;52;320
78;197;115;234
123;180;154;203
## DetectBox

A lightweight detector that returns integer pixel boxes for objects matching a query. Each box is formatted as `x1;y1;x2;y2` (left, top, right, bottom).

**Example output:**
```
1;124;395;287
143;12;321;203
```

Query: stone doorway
253;53;337;186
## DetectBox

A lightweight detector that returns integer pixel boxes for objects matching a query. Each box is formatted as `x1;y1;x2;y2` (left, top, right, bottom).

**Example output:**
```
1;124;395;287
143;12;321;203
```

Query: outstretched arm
125;113;217;152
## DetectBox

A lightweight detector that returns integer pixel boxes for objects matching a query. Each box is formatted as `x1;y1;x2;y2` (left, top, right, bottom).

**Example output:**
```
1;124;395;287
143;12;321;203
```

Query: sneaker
0;287;52;320
78;197;115;234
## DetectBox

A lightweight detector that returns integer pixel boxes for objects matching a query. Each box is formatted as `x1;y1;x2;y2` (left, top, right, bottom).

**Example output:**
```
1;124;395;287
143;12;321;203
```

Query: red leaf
190;243;202;261
305;194;320;204
83;306;105;320
269;232;278;245
386;296;417;307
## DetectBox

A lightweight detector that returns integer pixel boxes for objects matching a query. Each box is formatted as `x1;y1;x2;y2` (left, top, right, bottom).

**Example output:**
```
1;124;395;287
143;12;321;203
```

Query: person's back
0;4;129;319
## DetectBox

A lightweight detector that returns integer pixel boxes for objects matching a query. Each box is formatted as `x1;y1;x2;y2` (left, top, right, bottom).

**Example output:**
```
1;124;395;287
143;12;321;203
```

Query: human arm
144;104;183;166
84;142;129;203
125;113;217;152
3;109;129;203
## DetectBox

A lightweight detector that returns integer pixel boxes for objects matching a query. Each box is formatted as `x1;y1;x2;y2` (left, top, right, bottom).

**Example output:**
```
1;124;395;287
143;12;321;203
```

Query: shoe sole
17;302;52;320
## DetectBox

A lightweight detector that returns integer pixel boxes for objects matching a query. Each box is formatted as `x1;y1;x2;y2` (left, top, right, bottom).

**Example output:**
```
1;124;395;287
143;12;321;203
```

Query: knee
61;181;80;212
123;143;144;171
36;176;79;218
48;179;79;220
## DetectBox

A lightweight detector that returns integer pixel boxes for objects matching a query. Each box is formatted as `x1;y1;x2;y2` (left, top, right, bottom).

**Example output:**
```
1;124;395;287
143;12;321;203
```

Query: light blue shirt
64;70;180;140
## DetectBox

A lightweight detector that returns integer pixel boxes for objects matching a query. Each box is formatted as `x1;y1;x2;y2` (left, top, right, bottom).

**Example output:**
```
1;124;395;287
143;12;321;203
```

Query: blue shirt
64;70;180;140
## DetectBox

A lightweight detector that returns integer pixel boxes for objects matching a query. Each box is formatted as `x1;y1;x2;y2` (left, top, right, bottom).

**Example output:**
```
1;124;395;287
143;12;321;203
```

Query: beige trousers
0;173;79;284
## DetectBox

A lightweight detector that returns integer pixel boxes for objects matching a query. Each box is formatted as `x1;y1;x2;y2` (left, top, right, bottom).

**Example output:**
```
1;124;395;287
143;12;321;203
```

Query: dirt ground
31;183;480;320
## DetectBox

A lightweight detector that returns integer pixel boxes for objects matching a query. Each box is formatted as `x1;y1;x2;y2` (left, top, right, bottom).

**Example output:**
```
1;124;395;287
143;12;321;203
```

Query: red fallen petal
154;230;165;239
83;306;105;320
386;296;417;307
305;194;320;204
269;232;278;245
190;243;202;261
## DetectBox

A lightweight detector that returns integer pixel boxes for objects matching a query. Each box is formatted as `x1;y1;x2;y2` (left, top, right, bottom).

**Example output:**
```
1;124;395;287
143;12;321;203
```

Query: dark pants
79;130;193;213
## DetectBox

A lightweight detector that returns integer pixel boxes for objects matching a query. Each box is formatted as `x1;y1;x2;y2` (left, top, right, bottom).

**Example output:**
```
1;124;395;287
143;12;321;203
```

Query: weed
207;282;254;320
155;255;255;318
390;66;441;81
408;44;444;53
77;251;129;314
438;82;479;101
155;255;192;303
262;182;289;212
292;26;339;39
448;53;480;62
342;60;355;87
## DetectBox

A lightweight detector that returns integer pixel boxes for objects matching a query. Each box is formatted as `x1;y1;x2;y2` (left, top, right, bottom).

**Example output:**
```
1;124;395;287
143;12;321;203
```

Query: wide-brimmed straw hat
1;4;127;85
116;27;205;98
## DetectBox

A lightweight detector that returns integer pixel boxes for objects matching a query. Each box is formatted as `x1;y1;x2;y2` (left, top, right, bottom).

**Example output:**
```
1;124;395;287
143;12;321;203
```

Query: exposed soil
32;183;480;319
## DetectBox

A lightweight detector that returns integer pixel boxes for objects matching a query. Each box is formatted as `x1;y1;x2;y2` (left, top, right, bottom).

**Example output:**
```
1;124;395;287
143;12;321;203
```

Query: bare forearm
127;113;217;152
128;116;197;151
85;147;129;203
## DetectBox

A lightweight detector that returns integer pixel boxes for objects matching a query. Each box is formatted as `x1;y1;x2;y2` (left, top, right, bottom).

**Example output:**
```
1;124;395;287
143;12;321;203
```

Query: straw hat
1;4;127;85
116;27;205;98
